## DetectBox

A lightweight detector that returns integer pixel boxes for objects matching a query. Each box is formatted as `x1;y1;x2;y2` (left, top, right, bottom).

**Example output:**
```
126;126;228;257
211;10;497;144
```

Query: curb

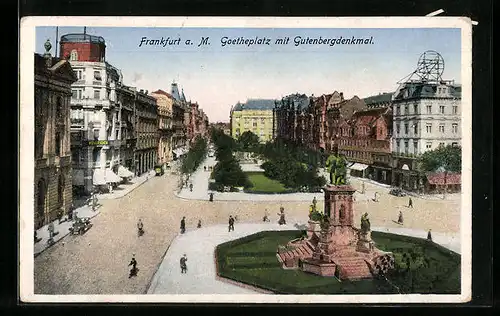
34;210;101;257
144;234;177;294
98;172;155;200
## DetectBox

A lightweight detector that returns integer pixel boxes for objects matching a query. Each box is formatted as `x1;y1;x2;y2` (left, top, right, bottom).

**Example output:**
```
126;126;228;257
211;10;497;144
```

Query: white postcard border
20;16;473;304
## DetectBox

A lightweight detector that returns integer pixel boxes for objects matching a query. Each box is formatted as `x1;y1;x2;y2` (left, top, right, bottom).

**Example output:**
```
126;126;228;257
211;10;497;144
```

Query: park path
148;222;460;294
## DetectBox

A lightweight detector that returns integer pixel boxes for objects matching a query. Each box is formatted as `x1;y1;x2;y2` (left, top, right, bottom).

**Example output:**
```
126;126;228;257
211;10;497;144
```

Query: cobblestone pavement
34;166;461;294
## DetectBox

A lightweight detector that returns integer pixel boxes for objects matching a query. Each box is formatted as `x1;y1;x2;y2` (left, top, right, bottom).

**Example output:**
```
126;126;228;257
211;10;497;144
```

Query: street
34;167;461;294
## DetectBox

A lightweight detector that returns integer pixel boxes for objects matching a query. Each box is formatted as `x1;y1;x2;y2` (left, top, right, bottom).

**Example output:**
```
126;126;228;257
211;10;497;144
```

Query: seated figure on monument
325;154;348;185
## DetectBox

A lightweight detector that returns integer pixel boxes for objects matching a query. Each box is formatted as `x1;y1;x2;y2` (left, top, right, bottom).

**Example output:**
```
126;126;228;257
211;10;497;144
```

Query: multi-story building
274;91;366;154
230;99;275;142
210;122;231;135
150;89;174;170
337;107;393;184
391;81;461;190
133;88;158;175
61;33;125;195
116;85;136;173
34;41;77;229
170;83;188;158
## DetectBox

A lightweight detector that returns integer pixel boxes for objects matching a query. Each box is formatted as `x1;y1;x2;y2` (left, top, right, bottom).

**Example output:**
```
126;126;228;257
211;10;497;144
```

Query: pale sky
36;27;461;123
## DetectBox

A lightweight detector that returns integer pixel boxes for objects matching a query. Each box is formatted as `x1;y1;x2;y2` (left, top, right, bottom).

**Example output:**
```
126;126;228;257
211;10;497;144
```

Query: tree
238;131;260;151
418;145;461;172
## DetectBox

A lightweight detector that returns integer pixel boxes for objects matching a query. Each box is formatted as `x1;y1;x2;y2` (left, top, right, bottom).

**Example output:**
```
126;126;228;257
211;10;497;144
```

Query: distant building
170;83;189;158
133;89;158;175
230;99;275;142
363;92;393;109
210;122;231;135
34;41;77;229
150;89;174;169
337;107;393;184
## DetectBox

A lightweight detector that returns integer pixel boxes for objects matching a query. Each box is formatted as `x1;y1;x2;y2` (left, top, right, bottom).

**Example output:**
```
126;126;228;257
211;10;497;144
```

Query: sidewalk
97;170;156;200
34;169;157;257
34;206;101;257
147;221;460;294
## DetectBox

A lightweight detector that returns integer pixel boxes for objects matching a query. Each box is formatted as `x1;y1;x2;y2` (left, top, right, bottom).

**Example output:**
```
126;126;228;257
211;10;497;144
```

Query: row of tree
210;128;250;191
180;136;208;175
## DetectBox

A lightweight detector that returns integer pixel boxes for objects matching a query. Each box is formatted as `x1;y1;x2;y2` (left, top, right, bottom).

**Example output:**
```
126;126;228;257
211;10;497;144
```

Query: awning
72;169;85;186
117;165;134;178
350;163;369;171
93;169;106;186
105;168;122;183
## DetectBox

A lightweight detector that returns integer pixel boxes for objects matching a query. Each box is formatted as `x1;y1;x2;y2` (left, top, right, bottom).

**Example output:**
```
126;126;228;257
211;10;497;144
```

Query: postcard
19;16;472;303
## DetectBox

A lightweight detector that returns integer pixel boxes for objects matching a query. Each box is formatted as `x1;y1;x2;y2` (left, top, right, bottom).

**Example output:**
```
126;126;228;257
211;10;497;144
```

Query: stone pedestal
356;230;374;253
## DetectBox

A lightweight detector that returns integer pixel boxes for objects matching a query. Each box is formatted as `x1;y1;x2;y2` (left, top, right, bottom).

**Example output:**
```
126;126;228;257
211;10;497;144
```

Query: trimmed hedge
215;230;460;294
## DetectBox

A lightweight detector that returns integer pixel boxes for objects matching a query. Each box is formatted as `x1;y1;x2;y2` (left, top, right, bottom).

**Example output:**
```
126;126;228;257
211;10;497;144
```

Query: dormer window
70;50;78;61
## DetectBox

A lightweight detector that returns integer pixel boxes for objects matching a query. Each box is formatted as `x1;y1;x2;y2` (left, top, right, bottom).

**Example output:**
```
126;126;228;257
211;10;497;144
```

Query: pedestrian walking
180;216;186;234
361;182;365;194
397;211;404;225
128;255;138;278
204;166;207;171
263;209;270;222
197;219;202;228
189;183;193;192
228;215;235;232
427;229;433;242
209;192;214;202
408;197;413;208
278;207;286;225
137;219;144;237
180;254;188;273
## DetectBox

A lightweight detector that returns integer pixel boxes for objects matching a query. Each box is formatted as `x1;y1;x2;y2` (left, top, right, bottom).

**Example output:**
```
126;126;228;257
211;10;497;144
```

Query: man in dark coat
180;217;186;234
398;211;404;224
427;229;433;242
408;197;413;208
228;215;235;232
180;254;188;273
128;255;138;278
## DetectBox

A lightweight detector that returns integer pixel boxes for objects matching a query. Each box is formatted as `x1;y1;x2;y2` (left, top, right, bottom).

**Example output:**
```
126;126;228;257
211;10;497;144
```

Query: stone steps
334;257;372;280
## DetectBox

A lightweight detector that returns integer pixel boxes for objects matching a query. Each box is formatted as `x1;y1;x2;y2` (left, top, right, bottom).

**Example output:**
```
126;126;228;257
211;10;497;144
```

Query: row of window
395;122;459;135
73;67;103;81
72;88;106;100
394;140;459;154
395;104;459;116
339;139;388;149
342;150;372;161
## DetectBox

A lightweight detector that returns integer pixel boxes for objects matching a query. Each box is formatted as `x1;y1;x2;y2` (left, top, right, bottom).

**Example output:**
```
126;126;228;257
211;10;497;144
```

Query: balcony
71;98;111;109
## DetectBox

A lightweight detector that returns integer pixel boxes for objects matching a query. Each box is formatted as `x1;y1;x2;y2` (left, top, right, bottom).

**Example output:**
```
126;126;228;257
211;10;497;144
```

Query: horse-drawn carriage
69;217;93;235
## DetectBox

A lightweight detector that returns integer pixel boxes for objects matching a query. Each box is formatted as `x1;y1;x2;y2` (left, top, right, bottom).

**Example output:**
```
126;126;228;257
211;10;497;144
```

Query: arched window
57;174;65;205
70;49;78;61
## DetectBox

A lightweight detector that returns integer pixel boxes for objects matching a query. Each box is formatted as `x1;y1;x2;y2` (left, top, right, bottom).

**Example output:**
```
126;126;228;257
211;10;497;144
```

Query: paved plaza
34;160;461;295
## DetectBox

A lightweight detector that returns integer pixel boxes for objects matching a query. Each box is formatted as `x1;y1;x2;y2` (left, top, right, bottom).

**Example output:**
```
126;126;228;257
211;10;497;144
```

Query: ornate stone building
170;83;189;158
61;32;125;195
133;89;158;175
34;41;77;229
230;99;275;143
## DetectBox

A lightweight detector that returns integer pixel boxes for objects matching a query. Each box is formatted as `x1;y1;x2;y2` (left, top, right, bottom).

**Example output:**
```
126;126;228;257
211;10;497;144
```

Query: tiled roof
363;92;393;105
426;172;461;185
233;99;277;111
338;97;367;119
151;89;173;98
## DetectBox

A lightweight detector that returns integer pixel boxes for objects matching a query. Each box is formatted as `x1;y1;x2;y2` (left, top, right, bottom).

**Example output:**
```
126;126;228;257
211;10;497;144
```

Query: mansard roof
393;82;461;100
363;92;393;106
233;99;277;111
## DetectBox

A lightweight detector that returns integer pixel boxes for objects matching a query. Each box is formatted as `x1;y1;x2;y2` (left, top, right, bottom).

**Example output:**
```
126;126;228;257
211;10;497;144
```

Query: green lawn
244;172;289;193
216;230;461;295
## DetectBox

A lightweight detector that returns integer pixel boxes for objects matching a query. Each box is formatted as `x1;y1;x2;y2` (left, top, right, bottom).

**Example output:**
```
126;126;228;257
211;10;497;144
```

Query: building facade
230;99;275;142
34;43;77;229
61;33;125;195
133;89;158;175
170;83;189;158
337;107;393;184
391;81;461;190
274;91;366;153
150;89;174;170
